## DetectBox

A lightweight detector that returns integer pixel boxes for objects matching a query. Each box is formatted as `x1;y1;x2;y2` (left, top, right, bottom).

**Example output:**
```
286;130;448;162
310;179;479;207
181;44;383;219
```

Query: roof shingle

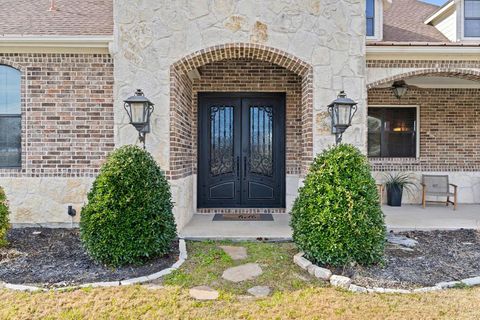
0;0;113;36
382;0;449;42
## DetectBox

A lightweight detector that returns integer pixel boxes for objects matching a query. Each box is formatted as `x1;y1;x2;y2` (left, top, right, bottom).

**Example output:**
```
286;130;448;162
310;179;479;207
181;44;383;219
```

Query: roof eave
367;43;480;54
0;35;113;48
424;0;455;25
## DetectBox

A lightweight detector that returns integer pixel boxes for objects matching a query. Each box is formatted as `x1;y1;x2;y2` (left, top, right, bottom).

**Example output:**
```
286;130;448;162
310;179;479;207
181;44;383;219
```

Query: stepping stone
387;234;418;248
222;263;263;283
247;286;271;297
189;286;219;300
219;246;248;260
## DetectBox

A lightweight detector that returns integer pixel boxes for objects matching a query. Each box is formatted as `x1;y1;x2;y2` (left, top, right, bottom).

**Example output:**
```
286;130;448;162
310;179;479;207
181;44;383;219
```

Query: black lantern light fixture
391;80;408;99
327;90;358;145
124;89;154;149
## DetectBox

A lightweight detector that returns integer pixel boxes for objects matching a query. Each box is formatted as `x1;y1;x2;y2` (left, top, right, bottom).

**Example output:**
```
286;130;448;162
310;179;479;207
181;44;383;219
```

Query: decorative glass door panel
198;93;285;208
210;106;234;177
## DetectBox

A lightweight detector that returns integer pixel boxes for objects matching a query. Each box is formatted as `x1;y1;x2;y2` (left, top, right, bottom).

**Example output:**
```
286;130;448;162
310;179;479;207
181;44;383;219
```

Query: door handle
244;157;247;178
236;156;240;177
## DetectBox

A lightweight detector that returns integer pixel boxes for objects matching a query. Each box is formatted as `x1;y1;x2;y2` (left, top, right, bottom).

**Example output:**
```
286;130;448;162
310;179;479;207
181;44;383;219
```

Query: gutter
0;35;113;48
367;44;480;54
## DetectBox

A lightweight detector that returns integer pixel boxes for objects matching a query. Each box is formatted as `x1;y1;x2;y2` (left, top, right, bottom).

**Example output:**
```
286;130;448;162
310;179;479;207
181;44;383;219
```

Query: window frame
366;0;383;41
367;105;420;159
461;0;480;40
0;64;22;169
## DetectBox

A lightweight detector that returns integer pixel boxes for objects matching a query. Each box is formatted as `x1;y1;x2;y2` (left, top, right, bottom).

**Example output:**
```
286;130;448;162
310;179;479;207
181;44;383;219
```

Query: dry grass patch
1;286;480;319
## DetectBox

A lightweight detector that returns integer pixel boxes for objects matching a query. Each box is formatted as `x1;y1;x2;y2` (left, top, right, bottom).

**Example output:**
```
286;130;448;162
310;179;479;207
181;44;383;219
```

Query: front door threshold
179;214;292;241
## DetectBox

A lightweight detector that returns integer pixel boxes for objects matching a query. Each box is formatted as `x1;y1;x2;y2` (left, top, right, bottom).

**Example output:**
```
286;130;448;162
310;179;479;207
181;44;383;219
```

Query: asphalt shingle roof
0;0;113;36
382;0;449;42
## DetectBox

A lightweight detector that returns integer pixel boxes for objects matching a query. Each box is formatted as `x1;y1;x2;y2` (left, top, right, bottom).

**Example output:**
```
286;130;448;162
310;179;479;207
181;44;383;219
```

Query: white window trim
459;0;480;41
368;105;420;159
366;0;383;41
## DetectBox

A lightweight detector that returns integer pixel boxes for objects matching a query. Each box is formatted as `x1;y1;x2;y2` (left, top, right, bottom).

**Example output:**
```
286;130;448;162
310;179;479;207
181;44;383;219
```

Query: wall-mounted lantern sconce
124;89;154;149
327;90;358;145
391;80;408;99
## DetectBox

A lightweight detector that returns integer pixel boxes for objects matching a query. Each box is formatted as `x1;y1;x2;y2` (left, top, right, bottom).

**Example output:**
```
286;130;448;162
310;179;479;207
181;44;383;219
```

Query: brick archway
367;68;480;89
168;43;313;180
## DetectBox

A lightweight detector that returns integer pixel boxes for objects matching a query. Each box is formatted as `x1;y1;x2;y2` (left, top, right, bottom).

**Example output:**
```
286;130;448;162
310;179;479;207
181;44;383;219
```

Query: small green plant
0;187;10;247
290;144;386;267
80;145;177;267
383;172;417;197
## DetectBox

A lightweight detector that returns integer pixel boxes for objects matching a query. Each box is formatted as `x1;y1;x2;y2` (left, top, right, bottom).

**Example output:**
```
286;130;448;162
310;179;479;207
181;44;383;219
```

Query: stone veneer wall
0;53;114;224
114;0;367;228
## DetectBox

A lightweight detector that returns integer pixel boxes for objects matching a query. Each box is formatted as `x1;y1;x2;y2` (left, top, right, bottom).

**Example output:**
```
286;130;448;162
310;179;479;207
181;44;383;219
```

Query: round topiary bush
80;145;177;266
291;144;385;267
0;187;10;248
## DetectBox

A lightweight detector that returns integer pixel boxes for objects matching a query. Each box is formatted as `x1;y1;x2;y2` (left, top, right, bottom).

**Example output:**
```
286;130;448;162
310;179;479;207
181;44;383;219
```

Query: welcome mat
212;213;274;221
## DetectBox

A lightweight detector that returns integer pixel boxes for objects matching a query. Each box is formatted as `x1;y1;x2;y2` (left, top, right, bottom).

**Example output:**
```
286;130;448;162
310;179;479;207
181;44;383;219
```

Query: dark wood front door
198;92;285;208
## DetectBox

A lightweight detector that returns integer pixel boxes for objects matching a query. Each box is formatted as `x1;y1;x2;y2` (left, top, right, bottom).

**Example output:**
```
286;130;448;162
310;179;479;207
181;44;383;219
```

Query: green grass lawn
1;241;480;319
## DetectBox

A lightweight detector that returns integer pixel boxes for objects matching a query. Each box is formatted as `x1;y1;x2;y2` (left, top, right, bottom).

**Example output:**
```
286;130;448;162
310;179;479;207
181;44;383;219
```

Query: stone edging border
294;252;480;294
0;239;187;292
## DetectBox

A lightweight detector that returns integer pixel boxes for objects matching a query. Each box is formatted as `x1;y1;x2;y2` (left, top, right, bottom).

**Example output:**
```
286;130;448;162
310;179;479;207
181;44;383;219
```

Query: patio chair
421;175;458;210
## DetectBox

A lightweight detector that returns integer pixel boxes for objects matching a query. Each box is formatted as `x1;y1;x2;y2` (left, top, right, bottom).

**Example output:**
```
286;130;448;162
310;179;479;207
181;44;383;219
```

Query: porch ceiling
377;76;480;89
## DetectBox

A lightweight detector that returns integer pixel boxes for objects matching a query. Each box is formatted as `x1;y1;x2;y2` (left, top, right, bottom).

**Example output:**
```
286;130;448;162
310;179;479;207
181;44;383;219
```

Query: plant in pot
384;173;417;207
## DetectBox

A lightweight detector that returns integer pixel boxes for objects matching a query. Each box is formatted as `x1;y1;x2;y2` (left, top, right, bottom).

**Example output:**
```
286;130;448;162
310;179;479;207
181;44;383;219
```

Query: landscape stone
222;263;263;283
436;281;462;289
330;275;352;289
247;286;271;297
349;284;368;293
307;264;318;276
189;286;219;300
293;255;312;270
461;276;480;287
383;288;411;294
387;234;418;248
314;267;333;281
219;246;248;260
413;286;442;293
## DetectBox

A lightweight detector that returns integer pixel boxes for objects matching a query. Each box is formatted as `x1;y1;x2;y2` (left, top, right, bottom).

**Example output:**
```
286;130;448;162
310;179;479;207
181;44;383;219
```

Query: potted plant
384;173;416;207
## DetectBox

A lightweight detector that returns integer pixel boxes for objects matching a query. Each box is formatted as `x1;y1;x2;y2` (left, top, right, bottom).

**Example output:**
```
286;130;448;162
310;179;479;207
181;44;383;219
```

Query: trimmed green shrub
291;144;385;267
80;145;177;266
0;187;10;247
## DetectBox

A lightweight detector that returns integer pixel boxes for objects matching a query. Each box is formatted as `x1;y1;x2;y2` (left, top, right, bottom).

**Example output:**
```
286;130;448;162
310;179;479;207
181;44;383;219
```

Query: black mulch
0;228;179;288
335;229;480;289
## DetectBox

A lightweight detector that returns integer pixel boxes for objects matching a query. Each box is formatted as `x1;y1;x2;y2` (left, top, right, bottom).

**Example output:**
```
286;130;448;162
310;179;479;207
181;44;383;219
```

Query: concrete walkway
179;214;293;241
384;204;480;231
179;205;480;240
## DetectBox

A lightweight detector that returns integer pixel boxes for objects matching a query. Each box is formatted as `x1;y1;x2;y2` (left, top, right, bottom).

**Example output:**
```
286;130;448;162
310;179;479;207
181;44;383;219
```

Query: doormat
212;214;274;221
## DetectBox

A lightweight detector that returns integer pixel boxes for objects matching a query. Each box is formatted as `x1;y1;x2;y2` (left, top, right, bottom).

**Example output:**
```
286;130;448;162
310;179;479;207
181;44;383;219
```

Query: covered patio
179;205;480;240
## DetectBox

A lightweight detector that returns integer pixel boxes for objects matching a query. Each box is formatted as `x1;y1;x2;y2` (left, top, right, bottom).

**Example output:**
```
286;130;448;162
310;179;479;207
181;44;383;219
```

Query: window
0;65;21;167
366;0;375;37
465;0;480;37
368;107;417;158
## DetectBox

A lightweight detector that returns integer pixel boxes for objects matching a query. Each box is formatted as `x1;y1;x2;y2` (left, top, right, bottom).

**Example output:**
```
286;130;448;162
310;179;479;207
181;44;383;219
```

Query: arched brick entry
168;43;313;181
367;68;480;89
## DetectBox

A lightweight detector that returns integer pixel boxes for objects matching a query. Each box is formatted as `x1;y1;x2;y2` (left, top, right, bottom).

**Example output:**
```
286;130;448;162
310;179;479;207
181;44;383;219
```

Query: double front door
198;93;285;208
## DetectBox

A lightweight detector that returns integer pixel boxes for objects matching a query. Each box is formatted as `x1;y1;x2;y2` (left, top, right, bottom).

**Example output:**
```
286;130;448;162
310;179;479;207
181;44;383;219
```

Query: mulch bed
0;228;179;288
336;229;480;289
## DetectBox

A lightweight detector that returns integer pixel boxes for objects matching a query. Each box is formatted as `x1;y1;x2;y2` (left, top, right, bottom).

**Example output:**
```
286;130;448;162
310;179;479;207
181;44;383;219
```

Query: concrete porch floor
179;205;480;240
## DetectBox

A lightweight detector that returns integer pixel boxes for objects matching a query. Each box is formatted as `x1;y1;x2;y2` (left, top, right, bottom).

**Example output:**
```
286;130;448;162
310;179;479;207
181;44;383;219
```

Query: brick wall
192;59;303;175
168;43;314;181
0;53;114;177
368;87;480;171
